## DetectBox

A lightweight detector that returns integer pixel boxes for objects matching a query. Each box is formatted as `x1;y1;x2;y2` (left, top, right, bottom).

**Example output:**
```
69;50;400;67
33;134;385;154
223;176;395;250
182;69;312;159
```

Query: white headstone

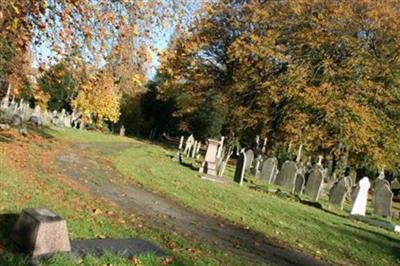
350;177;371;216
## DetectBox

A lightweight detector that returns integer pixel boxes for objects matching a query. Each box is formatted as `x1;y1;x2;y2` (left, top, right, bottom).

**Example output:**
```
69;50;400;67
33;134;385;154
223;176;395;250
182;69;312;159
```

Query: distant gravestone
119;125;126;137
12;208;71;257
349;170;357;186
244;149;254;171
304;168;324;201
373;183;393;218
329;176;351;209
233;152;247;185
275;161;298;193
294;173;305;195
351;177;371;216
260;157;278;184
199;139;220;176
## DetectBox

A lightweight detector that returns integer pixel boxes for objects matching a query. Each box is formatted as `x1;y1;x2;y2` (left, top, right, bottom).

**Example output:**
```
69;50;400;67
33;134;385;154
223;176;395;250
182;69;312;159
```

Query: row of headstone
183;135;202;159
232;151;394;219
0;95;85;130
173;135;202;163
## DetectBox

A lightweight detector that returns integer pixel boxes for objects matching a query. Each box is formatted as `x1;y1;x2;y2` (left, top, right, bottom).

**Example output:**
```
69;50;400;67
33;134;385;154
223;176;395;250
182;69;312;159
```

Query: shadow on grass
0;125;56;144
179;161;199;171
340;223;400;261
0;213;23;256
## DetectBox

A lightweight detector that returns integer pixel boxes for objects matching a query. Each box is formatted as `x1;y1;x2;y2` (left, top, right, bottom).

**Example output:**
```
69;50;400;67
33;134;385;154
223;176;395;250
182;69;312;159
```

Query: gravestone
329;176;351;209
304;168;324;201
373;183;393;218
119;125;125;137
254;155;263;178
351;177;371;216
233;152;247;185
260;157;278;184
199;139;220;176
71;239;166;258
244;149;254;171
274;161;298;193
12;208;71;257
373;178;390;190
294;173;305;195
349;169;357;186
184;134;195;157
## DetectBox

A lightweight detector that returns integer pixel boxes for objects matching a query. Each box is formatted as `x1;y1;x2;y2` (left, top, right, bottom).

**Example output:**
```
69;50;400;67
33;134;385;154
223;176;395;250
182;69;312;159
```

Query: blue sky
31;1;203;79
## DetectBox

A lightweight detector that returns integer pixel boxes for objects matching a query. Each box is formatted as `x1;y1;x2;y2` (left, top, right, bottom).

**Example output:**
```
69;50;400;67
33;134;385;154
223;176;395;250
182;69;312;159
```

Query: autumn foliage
159;0;400;168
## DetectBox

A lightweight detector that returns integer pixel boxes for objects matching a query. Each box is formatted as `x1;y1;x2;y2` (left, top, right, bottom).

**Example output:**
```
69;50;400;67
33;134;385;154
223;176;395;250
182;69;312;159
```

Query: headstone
216;136;225;159
260;157;278;184
119;125;126;137
349;169;357;186
261;137;267;154
329;176;351;209
191;141;198;158
244;149;254;171
233;152;247;185
351;177;371;216
71;239;166;258
294;173;305;195
274;161;298;193
295;144;303;163
184;134;195;157
12;208;71;257
373;178;390;190
199;139;220;176
304;168;324;201
254;155;263;178
373;183;393;218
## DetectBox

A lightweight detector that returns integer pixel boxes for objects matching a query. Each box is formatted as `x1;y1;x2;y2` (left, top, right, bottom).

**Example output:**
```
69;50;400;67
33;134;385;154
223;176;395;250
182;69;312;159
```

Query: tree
159;0;400;168
72;70;121;128
39;60;78;111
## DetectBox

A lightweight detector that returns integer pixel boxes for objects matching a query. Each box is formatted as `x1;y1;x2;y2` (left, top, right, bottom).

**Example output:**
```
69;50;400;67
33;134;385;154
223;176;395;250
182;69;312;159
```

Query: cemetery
1;1;400;266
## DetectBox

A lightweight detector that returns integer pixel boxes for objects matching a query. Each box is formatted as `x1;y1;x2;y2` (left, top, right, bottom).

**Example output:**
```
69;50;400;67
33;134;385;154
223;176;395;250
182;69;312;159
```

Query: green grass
0;129;240;266
2;128;400;265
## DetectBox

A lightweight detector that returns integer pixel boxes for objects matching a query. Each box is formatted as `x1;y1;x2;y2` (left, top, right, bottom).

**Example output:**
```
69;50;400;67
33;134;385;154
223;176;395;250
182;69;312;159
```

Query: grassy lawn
95;133;399;266
2;128;400;265
0;128;241;266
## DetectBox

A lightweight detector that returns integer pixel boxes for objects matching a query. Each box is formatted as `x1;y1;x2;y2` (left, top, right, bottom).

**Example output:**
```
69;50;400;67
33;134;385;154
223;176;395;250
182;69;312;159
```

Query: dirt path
55;143;328;266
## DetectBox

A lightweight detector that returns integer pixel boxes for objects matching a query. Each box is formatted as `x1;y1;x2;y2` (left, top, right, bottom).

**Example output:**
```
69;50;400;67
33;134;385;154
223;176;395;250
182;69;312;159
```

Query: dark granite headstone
304;168;324;201
260;157;278;184
12;208;71;257
294;173;305;195
329;176;351;209
233;152;247;185
274;161;298;193
373;183;393;218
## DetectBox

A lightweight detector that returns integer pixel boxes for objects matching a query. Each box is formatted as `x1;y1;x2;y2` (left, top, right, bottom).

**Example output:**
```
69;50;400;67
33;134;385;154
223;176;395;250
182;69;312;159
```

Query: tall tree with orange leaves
159;0;400;168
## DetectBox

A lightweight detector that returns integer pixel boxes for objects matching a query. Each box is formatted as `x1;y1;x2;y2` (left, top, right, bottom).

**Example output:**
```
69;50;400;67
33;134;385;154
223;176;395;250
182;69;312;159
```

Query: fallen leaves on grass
129;256;141;265
161;256;174;265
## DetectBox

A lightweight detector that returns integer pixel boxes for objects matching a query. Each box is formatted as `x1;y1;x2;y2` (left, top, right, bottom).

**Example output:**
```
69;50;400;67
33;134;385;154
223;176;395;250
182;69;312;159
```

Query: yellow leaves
73;71;121;124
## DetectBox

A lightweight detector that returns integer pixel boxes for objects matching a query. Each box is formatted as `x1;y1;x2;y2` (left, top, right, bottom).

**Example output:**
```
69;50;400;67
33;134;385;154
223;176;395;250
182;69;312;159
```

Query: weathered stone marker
244;149;254;171
233;152;247;185
304;168;324;201
373;183;393;218
260;157;278;184
351;177;371;216
12;208;71;257
329;176;351;209
275;161;298;193
199;139;220;176
294;173;305;195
